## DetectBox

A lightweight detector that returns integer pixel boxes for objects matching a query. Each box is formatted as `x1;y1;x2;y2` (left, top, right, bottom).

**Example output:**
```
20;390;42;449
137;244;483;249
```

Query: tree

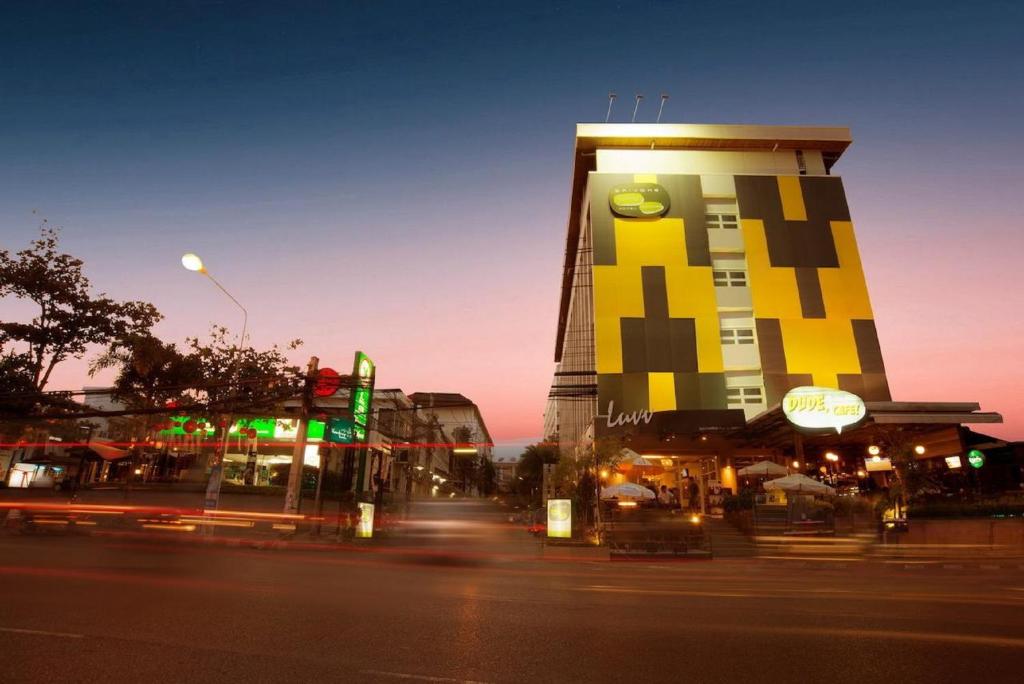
513;442;559;505
88;333;204;442
182;325;303;414
476;455;497;497
91;334;202;410
0;227;161;394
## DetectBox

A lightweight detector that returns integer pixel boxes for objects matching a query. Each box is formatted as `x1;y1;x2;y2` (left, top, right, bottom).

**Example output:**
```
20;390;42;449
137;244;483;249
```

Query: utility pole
284;356;318;515
312;442;329;535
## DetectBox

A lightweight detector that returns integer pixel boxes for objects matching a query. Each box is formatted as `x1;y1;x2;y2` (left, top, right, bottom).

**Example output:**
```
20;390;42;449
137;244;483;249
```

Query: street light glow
914;445;926;455
181;253;205;272
825;452;839;462
868;445;881;456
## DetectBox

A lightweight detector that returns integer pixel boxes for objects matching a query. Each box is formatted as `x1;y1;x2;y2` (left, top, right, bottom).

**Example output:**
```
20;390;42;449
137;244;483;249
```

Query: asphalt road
2;499;1023;683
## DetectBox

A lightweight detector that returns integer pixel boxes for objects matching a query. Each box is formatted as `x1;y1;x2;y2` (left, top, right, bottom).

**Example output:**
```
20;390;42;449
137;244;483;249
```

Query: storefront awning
87;439;129;461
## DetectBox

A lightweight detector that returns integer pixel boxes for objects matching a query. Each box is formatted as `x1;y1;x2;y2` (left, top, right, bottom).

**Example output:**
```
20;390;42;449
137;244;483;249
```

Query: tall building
546;123;1000;491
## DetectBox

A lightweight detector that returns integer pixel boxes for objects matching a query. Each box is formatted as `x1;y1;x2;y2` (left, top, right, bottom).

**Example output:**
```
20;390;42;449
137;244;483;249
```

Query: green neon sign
967;449;985;469
350;351;375;439
158;416;325;441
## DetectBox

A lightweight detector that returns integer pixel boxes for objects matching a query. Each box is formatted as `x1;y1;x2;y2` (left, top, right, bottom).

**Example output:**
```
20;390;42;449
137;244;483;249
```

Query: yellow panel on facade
741;219;803;320
665;265;724;372
648;372;676;412
614;217;687;267
777;177;807;221
593;265;644;374
818;221;874;320
780;318;862;383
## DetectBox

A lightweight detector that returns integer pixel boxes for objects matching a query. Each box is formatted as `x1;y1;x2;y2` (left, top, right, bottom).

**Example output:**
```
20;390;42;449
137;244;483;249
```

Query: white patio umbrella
763;473;835;496
600;482;657;501
618;448;654;467
737;460;788;477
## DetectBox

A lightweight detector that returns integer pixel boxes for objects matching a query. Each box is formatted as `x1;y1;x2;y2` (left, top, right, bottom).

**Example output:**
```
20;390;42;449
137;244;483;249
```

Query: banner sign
547;499;571;539
324;417;355;444
782;386;865;434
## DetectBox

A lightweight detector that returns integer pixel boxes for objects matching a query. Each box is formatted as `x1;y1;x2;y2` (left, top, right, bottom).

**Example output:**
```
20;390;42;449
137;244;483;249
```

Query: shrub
909;501;1024;519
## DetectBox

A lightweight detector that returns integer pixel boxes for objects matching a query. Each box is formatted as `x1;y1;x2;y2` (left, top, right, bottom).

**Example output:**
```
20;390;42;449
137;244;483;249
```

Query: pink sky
16;159;1023;451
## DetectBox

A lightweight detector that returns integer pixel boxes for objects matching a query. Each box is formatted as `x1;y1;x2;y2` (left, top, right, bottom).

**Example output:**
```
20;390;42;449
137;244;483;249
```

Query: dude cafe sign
783;386;866;434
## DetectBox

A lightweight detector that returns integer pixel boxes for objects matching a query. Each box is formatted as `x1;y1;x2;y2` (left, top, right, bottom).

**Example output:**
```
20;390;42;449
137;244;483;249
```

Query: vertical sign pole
284;356;318;515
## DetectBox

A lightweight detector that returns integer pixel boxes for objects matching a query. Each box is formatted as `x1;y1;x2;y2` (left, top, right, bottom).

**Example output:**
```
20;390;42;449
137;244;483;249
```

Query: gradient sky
1;1;1022;451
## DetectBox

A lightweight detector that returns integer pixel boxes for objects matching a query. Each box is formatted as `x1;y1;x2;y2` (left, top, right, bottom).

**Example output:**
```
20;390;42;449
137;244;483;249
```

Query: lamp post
181;253;248;512
825;452;840;484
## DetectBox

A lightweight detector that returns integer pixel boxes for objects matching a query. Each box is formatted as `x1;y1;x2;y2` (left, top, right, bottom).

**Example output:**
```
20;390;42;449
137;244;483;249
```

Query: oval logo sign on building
782;386;866;434
609;182;670;218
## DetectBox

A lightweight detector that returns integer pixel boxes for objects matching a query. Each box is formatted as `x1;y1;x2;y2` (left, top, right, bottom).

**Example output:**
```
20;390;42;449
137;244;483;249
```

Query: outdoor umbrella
763;473;835;496
737;460;788;477
618;448;654;467
600;482;657;501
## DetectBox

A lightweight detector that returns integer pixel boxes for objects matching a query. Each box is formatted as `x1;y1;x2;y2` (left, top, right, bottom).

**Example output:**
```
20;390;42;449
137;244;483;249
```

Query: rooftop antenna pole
631;93;644;123
656;93;669;123
605;92;617;123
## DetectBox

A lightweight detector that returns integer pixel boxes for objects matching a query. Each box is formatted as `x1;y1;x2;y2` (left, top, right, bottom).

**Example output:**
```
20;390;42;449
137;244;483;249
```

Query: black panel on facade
621;372;650;412
735;174;840;269
620;318;647;373
644;318;672;372
698;373;729;409
851;319;887;373
795;267;826;318
597;374;624;414
673;372;702;410
660;174;711;267
641;266;669;318
589;173;631;266
801;176;851;222
755;319;787;373
668;318;698;372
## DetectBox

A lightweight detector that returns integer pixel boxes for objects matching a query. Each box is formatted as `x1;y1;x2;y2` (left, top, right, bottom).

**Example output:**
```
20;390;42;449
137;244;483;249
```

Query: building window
713;270;747;287
796;150;807;176
705;212;739;230
720;328;755;345
727;387;763;405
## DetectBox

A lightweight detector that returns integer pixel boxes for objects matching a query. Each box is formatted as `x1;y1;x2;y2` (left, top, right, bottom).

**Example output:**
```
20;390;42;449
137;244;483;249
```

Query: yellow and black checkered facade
590;171;890;417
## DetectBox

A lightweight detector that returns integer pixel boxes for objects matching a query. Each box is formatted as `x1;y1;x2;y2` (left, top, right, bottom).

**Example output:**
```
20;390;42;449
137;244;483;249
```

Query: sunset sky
1;1;1021;451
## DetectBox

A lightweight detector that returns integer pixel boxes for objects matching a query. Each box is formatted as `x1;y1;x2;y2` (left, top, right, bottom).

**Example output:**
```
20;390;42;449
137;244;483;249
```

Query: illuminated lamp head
181;253;205;273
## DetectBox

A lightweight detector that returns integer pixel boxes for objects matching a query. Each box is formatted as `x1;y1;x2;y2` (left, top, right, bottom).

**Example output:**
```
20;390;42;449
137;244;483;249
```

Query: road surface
2;499;1022;683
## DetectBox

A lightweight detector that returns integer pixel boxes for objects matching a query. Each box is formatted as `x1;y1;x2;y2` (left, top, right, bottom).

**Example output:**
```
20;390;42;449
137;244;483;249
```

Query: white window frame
713;269;747;287
726;387;764;406
720;328;755;345
705;200;740;230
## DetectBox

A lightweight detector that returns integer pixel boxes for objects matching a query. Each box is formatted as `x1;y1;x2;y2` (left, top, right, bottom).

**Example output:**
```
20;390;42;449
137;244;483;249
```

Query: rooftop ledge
575;122;852;155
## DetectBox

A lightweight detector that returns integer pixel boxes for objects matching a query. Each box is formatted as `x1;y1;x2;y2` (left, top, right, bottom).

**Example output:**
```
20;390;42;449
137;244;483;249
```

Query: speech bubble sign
782;386;866;434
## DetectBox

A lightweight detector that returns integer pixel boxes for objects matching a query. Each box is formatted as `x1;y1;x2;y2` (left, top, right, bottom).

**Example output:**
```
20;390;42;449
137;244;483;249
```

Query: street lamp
825;452;840;483
181;252;249;512
181;253;248;349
